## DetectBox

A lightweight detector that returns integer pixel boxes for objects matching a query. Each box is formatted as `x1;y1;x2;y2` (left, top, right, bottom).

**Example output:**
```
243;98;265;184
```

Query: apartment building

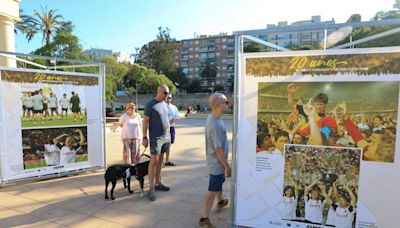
175;34;235;91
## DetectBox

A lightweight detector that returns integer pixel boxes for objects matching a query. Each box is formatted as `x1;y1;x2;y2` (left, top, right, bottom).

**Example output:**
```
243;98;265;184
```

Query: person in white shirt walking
164;94;180;166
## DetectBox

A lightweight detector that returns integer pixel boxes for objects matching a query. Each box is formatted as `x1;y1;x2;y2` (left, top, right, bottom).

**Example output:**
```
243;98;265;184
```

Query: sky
16;0;396;55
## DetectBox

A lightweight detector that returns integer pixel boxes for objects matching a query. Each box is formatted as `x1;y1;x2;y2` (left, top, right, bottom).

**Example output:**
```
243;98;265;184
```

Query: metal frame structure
230;25;400;227
0;51;106;185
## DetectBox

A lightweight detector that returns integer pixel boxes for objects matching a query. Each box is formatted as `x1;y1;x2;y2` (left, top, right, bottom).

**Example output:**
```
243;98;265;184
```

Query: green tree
200;58;218;89
16;6;69;45
137;27;178;74
186;79;203;93
165;68;189;91
15;10;38;42
244;42;266;52
122;64;176;95
102;56;129;102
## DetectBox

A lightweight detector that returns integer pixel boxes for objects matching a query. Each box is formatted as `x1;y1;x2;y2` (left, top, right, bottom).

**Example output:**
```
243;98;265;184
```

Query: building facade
234;16;400;49
175;34;235;91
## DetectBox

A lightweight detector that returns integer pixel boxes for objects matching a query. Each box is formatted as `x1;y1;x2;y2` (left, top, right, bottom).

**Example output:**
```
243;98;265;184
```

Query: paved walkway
0;119;233;228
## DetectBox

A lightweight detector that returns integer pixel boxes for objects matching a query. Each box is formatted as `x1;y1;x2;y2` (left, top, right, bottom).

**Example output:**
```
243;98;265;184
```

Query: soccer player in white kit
280;175;301;220
59;93;70;119
303;178;328;224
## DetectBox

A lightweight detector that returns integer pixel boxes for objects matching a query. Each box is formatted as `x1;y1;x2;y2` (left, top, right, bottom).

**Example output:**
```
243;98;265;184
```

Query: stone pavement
0;119;233;228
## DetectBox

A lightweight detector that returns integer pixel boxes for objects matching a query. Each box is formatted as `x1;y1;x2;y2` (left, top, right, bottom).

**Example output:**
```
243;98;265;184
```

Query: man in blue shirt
142;85;171;201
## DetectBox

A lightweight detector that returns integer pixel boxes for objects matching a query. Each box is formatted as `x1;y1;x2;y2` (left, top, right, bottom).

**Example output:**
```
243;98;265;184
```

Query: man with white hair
198;93;231;228
142;85;171;201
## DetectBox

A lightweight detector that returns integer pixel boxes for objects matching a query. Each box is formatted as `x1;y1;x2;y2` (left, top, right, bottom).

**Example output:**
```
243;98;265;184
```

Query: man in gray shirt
198;93;231;228
142;85;171;201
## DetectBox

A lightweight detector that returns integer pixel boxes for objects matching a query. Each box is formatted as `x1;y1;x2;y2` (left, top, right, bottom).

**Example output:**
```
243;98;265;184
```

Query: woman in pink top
119;102;142;164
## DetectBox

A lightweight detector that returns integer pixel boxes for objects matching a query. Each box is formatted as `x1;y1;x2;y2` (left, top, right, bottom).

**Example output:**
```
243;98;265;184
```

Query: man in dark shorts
142;85;171;201
69;91;81;122
198;93;231;228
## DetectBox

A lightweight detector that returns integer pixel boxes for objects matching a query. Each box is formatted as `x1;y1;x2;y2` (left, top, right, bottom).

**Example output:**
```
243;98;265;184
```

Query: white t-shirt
32;94;44;110
44;144;60;166
333;205;356;228
48;97;58;108
167;103;180;127
280;196;298;220
59;98;69;109
60;144;81;165
25;96;34;108
119;113;142;140
304;195;325;223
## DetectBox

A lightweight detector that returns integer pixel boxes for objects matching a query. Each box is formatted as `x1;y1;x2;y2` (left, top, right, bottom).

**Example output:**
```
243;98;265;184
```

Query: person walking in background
119;102;142;164
59;93;69;119
198;93;230;228
142;85;171;201
164;94;180;166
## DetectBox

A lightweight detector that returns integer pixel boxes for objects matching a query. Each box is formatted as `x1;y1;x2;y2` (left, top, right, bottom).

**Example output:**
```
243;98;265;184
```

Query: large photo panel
235;47;400;228
0;69;103;181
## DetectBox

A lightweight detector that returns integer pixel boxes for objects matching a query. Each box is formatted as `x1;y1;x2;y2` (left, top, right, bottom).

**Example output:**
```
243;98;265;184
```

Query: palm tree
15;9;38;42
16;6;67;45
200;58;218;90
34;6;65;45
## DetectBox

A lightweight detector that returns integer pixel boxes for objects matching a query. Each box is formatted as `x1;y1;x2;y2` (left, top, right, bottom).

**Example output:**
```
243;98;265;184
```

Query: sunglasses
167;97;172;100
222;101;229;105
164;92;170;95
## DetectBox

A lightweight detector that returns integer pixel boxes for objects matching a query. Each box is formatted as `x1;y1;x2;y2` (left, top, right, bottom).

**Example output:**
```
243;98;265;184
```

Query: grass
24;154;89;169
21;114;87;128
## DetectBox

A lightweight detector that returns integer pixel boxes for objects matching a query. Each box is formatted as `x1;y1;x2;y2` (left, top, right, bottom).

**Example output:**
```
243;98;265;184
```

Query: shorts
27;107;33;112
22;105;26;111
43;104;48;110
33;109;43;114
150;137;171;155
50;107;57;111
170;127;176;144
208;174;225;192
71;106;80;113
62;108;68;112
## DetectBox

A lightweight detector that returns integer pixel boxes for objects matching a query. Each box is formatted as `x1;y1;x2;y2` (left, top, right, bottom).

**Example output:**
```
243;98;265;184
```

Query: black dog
104;154;150;200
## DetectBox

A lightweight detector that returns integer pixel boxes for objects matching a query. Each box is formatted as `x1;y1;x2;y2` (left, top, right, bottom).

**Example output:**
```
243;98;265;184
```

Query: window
216;52;221;57
258;35;267;41
194;40;199;45
182;68;189;73
227;58;234;64
208;53;215;58
200;53;207;59
222;38;227;42
222;45;227;50
228;38;234;43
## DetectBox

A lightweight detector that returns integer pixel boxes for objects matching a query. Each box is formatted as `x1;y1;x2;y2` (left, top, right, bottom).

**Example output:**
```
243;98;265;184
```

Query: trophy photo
288;151;303;181
321;154;341;184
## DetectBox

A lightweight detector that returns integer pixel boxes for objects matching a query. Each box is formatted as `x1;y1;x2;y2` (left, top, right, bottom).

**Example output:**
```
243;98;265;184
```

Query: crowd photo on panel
21;88;85;126
256;81;399;227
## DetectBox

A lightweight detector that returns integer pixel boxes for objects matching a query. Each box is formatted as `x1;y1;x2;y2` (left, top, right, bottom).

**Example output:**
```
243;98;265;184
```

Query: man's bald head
156;85;170;101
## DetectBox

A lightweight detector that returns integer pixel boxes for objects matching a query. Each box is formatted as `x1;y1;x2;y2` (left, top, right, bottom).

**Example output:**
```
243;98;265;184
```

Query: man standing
198;93;230;228
142;85;171;201
69;91;81;122
165;94;180;166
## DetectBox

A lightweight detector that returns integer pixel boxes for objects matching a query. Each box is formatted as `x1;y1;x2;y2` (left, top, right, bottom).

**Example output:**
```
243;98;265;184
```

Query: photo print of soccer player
257;81;398;163
22;127;88;169
279;144;361;227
